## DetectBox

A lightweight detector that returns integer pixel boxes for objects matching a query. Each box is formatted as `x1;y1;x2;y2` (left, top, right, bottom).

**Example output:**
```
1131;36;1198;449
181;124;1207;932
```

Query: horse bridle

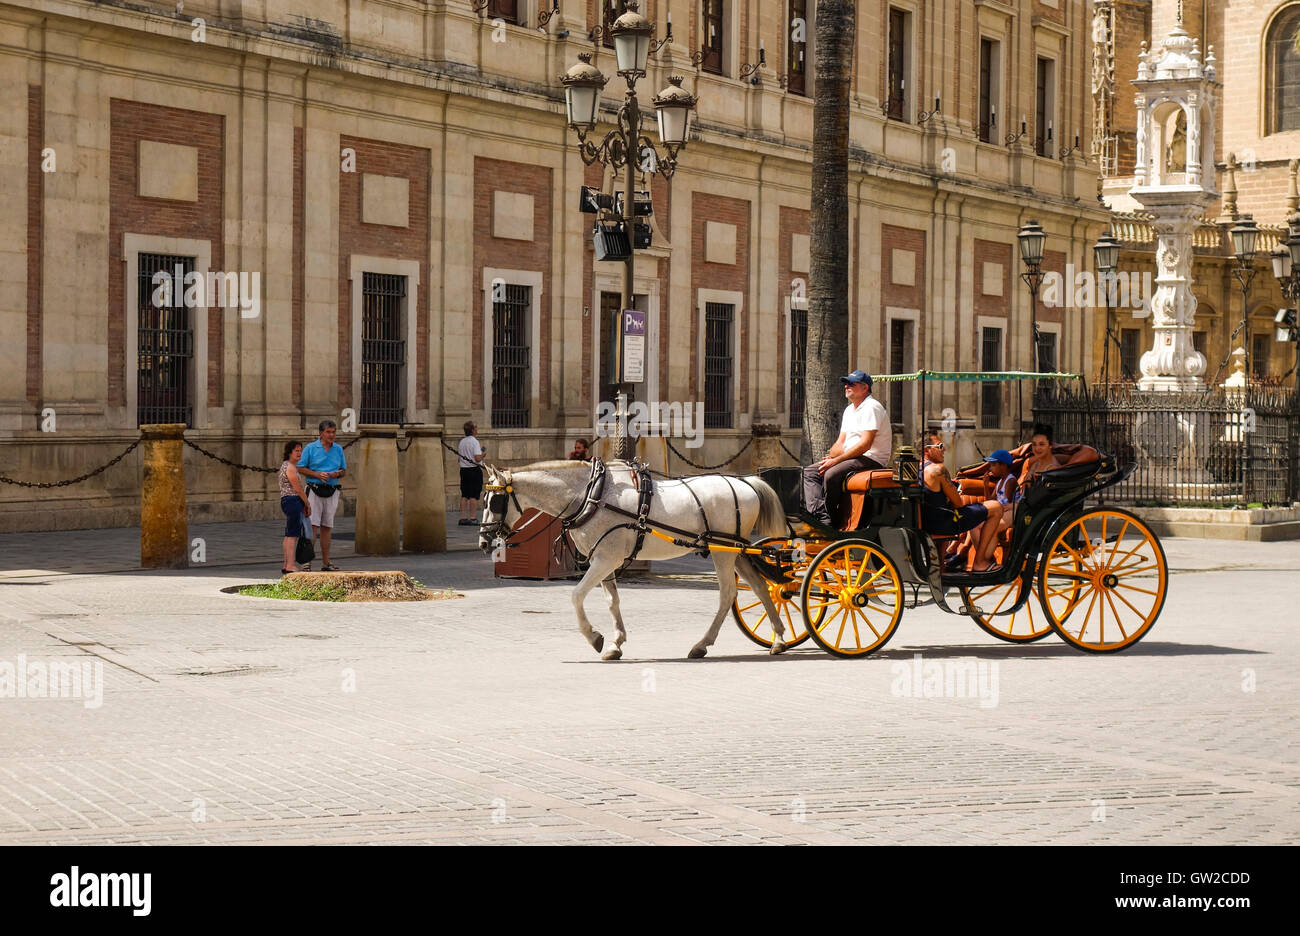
479;459;607;548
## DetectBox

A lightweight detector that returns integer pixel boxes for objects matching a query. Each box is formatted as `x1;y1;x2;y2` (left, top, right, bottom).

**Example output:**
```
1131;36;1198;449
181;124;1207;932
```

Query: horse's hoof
591;633;604;653
687;646;707;659
770;640;788;655
601;648;623;661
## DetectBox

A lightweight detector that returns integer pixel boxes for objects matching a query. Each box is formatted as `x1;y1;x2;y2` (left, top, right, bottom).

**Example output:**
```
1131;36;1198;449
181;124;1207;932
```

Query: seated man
920;431;1003;572
801;370;892;529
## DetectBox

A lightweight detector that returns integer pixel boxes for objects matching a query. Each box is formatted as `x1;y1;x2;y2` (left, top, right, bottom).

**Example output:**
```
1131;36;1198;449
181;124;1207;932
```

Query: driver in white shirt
801;369;892;530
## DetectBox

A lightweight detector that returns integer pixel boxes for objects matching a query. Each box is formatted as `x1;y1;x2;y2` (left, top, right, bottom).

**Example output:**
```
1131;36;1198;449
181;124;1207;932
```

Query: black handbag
295;517;315;565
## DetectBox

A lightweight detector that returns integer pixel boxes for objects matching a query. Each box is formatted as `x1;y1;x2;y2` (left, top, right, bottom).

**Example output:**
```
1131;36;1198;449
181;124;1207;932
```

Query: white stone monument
1128;11;1219;390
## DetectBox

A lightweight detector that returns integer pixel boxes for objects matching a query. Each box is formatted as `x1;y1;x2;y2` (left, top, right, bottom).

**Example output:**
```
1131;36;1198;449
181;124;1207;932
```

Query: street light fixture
562;0;697;460
1017;219;1046;373
1230;215;1260;384
1094;230;1121;386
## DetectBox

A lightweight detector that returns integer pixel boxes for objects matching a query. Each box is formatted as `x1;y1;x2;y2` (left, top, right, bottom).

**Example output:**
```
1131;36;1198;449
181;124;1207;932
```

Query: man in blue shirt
297;419;348;570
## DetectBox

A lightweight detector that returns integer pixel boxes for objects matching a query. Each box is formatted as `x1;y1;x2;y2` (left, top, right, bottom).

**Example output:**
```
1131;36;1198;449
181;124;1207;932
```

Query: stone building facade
1;0;1106;531
1095;0;1300;387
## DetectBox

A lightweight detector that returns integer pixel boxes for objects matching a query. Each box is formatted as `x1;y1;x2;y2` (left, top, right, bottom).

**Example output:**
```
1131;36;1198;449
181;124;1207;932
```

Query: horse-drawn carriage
480;371;1168;660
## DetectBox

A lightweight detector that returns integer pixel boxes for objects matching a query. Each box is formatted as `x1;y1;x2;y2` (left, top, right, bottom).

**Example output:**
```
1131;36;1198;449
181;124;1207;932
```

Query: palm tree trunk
804;0;854;460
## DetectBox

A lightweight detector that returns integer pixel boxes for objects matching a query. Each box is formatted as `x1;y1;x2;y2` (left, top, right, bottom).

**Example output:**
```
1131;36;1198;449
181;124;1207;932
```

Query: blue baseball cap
984;449;1014;466
841;369;873;387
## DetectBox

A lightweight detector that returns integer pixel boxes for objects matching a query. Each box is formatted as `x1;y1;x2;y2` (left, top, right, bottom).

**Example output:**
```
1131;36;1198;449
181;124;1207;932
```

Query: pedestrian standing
297;419;347;571
278;441;311;575
458;421;486;526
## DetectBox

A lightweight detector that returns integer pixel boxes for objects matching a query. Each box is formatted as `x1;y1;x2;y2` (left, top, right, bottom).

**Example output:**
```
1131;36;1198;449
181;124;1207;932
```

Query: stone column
354;426;400;556
140;424;188;568
402;426;447;553
750;423;784;471
1132;200;1210;390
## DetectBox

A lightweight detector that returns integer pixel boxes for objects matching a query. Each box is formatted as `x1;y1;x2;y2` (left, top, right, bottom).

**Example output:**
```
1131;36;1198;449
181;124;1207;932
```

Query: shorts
924;502;989;536
307;487;340;528
281;495;306;537
460;466;484;500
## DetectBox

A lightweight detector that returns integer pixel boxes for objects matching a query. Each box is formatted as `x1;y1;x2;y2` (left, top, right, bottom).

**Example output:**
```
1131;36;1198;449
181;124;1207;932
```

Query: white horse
478;460;790;660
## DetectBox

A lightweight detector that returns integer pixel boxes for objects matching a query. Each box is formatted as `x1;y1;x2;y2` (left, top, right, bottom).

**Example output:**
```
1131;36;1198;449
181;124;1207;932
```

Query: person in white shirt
458;422;486;526
801;369;892;530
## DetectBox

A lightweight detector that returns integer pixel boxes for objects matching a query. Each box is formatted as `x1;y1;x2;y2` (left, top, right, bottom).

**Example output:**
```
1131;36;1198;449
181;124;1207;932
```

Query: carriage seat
840;469;902;531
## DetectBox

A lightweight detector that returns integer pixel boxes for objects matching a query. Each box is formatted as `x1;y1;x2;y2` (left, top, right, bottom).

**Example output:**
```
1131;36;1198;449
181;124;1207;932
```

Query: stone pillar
751;423;784;470
140;424;188;568
354;426;400;556
402;426;447;553
1133;203;1211;390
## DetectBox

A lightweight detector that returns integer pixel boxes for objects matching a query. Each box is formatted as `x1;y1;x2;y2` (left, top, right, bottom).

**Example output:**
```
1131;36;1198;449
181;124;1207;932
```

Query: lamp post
562;0;696;460
1094;230;1121;387
1017;220;1046;436
1230;216;1260;386
1272;214;1300;396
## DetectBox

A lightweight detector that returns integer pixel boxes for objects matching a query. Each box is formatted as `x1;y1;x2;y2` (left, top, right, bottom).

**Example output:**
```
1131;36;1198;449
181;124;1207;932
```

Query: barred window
1037;331;1058;373
360;272;406;425
492;283;531;428
1268;7;1300;134
789;303;807;429
704;302;734;429
787;0;808;96
1120;328;1141;379
137;253;194;427
980;326;1002;429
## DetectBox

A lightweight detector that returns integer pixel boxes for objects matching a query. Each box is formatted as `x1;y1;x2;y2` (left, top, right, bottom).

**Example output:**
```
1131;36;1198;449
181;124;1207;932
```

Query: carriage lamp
562;54;607;130
1094;231;1122;386
653;76;696;147
611;0;653;77
1018;220;1047;377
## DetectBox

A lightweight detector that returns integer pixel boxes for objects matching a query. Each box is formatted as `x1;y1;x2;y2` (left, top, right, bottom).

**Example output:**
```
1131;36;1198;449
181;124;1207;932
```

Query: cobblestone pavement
0;521;1297;845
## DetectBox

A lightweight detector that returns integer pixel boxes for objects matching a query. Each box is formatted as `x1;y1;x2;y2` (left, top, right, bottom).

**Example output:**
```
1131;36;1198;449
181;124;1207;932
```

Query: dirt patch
232;571;463;602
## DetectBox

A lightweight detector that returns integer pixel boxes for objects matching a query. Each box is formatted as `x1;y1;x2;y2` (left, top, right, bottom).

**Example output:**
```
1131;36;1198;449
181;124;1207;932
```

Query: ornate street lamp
1094;230;1121;386
1017;220;1047;373
562;1;697;459
1230;216;1260;384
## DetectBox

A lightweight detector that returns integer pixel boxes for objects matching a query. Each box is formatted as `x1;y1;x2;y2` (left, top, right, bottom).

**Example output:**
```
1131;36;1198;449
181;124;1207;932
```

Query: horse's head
478;465;516;554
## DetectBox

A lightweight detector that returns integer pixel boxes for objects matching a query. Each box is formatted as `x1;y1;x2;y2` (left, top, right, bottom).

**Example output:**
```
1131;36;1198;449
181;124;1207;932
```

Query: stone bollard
140;423;188;568
402;426;447;553
354;425;400;556
751;423;785;471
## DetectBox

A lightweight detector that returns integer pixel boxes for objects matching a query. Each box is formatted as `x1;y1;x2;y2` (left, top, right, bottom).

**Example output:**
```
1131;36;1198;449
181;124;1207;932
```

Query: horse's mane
509;459;590;473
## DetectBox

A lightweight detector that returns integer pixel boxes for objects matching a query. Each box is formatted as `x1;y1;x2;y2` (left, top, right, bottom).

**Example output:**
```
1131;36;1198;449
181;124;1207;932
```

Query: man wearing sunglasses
801;369;891;530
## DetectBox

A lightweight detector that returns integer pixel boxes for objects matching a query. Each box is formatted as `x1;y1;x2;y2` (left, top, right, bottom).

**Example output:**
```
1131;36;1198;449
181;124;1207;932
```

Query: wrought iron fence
1034;384;1299;507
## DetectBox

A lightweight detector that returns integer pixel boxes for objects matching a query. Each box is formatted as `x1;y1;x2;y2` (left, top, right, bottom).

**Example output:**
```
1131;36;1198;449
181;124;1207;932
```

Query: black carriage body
757;459;1129;606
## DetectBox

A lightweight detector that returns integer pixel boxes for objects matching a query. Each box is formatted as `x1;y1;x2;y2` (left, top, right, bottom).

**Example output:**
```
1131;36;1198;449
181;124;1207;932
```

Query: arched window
1268;4;1300;134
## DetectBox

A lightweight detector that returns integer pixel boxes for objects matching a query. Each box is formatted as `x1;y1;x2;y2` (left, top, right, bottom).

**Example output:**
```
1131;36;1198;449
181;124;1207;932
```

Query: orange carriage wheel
959;575;1055;643
1036;508;1168;653
800;539;904;658
732;538;818;649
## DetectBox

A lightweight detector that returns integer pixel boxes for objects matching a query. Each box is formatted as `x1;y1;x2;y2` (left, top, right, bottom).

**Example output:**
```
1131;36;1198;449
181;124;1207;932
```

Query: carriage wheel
732;538;817;649
800;539;903;658
1037;508;1167;653
959;576;1054;643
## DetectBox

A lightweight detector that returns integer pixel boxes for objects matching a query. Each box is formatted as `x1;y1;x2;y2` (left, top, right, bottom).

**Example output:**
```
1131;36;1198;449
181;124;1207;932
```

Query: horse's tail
743;476;788;540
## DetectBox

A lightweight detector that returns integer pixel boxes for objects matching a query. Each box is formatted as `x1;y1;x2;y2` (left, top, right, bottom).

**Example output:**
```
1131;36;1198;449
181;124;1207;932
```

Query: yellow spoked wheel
1037;508;1168;653
959;576;1055;643
800;539;904;658
732;539;817;649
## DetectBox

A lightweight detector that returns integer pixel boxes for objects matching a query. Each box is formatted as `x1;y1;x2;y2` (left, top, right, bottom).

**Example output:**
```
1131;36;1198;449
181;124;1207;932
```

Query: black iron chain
778;438;801;463
0;439;141;488
183;438;277;474
665;436;753;471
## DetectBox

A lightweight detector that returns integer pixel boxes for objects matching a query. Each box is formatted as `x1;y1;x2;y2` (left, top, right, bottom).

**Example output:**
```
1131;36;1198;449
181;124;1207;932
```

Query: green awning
870;370;1082;382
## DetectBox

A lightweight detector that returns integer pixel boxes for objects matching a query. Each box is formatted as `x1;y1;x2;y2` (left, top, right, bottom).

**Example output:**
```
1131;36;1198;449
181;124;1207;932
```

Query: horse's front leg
689;552;743;659
600;576;628;661
572;552;623;655
735;555;790;655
